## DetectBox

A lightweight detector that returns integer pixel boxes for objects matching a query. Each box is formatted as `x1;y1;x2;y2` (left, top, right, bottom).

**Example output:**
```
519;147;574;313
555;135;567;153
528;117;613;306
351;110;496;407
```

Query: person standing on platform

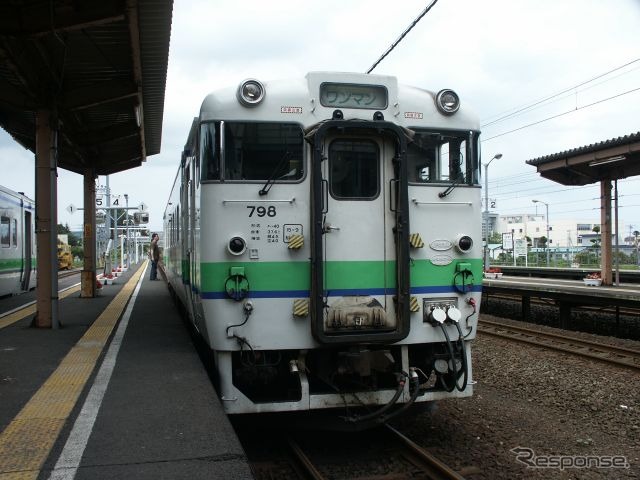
149;233;160;280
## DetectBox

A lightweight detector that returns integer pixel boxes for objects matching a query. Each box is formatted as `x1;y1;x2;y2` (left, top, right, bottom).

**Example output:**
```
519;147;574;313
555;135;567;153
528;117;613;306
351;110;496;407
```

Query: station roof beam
0;0;173;175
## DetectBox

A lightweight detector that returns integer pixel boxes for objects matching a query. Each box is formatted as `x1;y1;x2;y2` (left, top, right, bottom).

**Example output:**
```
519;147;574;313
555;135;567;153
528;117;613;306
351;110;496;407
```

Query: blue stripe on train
200;285;482;299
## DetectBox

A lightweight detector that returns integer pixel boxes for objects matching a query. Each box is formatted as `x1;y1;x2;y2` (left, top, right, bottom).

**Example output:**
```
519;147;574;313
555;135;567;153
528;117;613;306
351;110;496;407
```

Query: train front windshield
200;121;304;182
407;130;479;185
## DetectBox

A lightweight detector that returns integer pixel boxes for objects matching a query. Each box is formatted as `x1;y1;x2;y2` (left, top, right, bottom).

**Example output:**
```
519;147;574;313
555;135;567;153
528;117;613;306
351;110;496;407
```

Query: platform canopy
526;132;640;186
526;131;640;286
0;0;173;175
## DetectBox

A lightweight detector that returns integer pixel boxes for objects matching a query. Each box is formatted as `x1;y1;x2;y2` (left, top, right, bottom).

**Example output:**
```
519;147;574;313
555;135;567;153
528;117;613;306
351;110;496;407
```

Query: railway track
479;319;640;371
58;268;81;279
245;424;471;480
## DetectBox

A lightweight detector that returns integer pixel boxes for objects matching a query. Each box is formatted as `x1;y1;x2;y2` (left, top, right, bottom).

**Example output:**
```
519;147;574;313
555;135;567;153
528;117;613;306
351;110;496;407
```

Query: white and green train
0;185;36;297
164;72;482;425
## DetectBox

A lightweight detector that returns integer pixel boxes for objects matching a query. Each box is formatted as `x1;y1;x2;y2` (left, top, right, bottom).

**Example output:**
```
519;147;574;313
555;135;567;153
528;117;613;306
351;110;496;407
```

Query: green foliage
488;232;503;243
57;223;80;247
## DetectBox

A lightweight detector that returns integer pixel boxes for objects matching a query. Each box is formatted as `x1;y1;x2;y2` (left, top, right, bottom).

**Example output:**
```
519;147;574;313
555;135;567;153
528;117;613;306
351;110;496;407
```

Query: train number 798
247;206;277;217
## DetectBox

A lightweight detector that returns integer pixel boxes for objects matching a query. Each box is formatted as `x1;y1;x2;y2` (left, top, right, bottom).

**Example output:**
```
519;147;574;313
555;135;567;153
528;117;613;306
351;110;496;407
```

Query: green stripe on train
0;259;25;271
200;259;482;291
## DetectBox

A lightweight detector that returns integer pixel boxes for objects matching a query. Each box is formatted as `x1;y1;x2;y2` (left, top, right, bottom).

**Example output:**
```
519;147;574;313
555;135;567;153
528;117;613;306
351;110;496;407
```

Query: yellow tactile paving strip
0;285;81;330
0;263;147;480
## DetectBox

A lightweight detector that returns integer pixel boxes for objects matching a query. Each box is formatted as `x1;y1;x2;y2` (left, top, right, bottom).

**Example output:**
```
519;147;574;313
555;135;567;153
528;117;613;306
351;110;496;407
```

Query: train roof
199;72;480;132
0;184;35;204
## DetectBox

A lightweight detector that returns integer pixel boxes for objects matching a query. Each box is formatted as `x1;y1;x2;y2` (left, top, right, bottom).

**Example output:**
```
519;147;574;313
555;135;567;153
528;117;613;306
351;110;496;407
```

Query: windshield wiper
259;151;292;196
438;173;464;198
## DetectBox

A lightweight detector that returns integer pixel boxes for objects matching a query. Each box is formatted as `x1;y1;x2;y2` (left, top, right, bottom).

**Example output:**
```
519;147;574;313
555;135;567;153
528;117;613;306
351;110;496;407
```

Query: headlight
455;235;473;253
435;89;460;115
237;79;265;107
228;236;247;255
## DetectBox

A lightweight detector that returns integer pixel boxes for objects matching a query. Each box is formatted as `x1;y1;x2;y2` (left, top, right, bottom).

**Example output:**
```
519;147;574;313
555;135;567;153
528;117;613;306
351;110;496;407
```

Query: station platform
482;274;640;328
0;262;253;480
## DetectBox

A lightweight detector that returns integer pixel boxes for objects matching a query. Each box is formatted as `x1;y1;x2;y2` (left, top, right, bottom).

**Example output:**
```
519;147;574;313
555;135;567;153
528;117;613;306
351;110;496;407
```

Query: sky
1;0;639;238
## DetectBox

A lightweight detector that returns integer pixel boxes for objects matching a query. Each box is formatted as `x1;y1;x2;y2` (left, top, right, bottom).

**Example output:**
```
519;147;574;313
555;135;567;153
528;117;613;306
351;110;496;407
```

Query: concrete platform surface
0;262;253;480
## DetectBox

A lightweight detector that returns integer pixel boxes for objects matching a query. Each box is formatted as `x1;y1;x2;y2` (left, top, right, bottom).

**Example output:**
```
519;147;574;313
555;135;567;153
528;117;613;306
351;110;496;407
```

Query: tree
488;232;502;244
57;223;80;247
590;225;601;249
538;236;548;248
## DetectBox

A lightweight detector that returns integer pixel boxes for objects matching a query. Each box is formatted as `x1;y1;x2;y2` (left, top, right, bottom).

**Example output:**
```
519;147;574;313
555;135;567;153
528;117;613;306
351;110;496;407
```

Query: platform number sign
95;194;121;208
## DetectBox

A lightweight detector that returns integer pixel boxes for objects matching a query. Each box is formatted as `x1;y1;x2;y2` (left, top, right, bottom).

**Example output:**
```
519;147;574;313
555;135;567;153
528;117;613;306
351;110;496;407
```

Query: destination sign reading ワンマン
319;83;388;109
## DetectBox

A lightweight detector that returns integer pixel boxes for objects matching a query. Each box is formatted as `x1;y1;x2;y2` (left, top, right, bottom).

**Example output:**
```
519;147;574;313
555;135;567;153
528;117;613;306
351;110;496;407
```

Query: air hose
376;369;421;424
343;371;408;424
453;321;469;392
438;323;459;392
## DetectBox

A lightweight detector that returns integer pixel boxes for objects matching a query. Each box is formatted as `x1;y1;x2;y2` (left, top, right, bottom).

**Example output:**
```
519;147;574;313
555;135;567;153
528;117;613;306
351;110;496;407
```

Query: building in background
495;214;628;248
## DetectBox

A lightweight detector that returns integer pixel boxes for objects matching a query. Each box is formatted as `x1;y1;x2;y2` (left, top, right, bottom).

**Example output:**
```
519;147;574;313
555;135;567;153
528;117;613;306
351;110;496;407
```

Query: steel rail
58;268;81;278
479;321;640;371
286;436;327;480
385;424;467;480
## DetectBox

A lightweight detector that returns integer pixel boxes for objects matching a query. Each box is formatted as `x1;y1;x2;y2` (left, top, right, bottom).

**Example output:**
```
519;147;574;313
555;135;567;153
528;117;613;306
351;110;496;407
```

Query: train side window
200;122;220;181
12;219;17;247
0;216;9;248
329;140;379;200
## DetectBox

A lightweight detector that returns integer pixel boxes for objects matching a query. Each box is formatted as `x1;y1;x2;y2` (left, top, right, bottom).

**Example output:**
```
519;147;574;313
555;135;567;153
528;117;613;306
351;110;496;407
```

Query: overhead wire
487;174;640;217
481;58;640;127
482;86;640;142
476;59;640;224
366;0;439;74
366;16;639;221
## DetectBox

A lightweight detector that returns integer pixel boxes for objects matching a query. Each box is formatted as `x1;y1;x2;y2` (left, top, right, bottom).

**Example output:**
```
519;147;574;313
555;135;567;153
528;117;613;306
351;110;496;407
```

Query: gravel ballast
394;314;640;479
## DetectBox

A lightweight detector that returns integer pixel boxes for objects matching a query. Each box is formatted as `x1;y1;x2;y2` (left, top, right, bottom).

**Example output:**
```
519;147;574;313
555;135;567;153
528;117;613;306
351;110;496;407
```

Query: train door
182;159;196;323
21;211;32;291
190;159;203;332
188;160;199;327
309;122;410;344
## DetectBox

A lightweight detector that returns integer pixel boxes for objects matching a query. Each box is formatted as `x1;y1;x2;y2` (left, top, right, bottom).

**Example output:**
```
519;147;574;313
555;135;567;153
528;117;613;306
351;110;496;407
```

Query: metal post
120;234;124;270
105;175;112;275
545;202;550;267
614;180;619;286
484;162;489;269
483;153;502;270
125;194;129;268
532;199;549;267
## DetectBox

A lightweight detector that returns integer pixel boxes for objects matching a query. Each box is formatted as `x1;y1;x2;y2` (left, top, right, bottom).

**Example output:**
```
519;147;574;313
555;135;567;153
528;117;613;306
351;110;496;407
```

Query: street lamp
483;153;502;270
532;199;549;266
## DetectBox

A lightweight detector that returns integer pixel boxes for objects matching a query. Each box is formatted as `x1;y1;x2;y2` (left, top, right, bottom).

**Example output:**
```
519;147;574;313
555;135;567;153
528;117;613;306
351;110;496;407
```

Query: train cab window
200;121;304;182
0;216;9;248
329;140;379;200
223;122;304;182
407;130;478;185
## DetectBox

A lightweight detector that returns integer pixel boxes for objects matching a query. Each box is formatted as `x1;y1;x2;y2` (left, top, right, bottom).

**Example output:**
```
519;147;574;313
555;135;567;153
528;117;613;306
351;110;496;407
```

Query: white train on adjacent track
164;72;483;425
0;185;36;297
